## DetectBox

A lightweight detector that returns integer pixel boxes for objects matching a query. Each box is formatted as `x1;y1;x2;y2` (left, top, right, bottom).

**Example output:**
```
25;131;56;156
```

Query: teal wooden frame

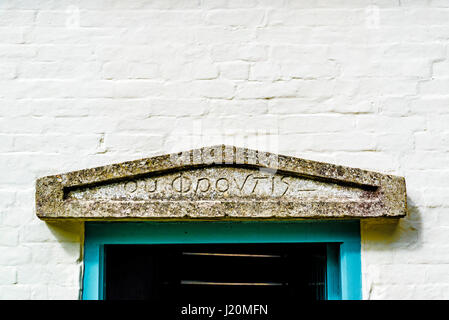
82;220;361;300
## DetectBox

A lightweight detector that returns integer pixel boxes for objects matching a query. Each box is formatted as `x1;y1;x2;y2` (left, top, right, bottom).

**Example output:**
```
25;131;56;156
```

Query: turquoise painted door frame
82;220;361;300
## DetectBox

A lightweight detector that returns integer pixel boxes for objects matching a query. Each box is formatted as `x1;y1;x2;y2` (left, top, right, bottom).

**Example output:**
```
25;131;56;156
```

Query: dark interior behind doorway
105;243;328;301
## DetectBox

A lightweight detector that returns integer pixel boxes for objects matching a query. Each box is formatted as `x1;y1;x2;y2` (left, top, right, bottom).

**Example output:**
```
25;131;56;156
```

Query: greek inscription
252;176;268;194
234;174;252;193
172;174;192;193
146;179;158;193
124;181;137;193
280;176;290;196
216;178;230;193
195;177;211;193
121;172;292;197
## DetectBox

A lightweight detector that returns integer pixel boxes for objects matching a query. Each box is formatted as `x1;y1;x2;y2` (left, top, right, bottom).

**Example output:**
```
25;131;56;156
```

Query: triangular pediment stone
36;145;407;220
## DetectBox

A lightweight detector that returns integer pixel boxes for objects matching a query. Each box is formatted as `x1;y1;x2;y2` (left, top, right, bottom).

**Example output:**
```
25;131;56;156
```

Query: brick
409;97;449;115
28;242;81;265
104;134;164;153
218;61;250;80
375;133;414;152
250;62;281;81
0;63;16;79
415;132;449;151
267;9;366;27
47;285;80;300
0;267;16;285
18;264;80;285
279;60;339;79
211;44;268;62
190;80;236;99
149;99;207;116
35;45;95;61
278;115;355;133
18;61;99;79
0;10;35;26
0;285;30;299
0;227;19;246
357;115;426;133
279;133;375;152
236;81;298;99
19;222;83;243
208;100;268;115
81;10;203;28
419;79;449;95
102;61;160;80
0;247;32;266
205;9;265;26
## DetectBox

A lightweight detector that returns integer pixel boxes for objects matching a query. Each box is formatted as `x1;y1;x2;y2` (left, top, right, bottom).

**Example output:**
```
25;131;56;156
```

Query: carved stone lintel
35;145;407;221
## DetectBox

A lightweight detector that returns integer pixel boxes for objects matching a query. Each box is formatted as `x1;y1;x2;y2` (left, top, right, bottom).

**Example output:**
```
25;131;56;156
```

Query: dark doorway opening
104;243;328;301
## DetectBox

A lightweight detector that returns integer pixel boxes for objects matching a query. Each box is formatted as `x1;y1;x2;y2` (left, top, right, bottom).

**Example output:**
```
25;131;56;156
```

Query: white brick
190;80;236;99
0;247;32;266
279;115;355;133
0;135;14;152
415;132;449;151
409;97;449;115
357;116;426;133
428;115;449;132
30;285;48;299
102;61;160;80
104;134;164;153
205;9;265;26
28;242;81;265
218;61;250;80
0;45;36;58
35;45;95;61
250;62;281;81
211;44;268;62
279;133;375;152
17;265;80;285
149;99;207;116
47;285;80;300
0;267;16;285
419;79;449;95
0;285;30;299
267;9;366;27
402;152;449;170
236;81;298;99
189;61;219;80
0;63;16;79
375;133;414;152
407;171;449;188
0;10;35;26
279;60;339;79
0;227;19;246
208;100;268;115
19;222;83;243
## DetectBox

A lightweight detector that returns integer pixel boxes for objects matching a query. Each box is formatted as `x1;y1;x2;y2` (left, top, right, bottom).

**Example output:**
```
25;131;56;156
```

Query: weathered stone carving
35;145;407;220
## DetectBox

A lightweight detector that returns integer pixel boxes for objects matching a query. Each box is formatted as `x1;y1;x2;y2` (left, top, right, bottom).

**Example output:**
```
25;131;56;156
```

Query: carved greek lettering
234;174;252;193
280;176;290;196
146;179;157;193
172;174;192;193
124;181;137;193
216;178;230;192
195;177;211;193
252;176;268;194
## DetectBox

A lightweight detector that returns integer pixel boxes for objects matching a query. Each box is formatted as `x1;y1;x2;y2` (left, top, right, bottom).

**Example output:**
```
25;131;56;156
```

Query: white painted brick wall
0;0;448;299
